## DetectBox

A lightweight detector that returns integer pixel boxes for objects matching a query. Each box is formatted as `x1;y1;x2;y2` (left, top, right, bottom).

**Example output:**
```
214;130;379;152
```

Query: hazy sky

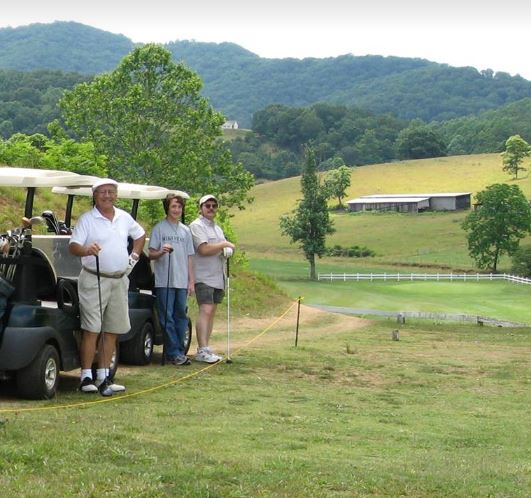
2;0;530;79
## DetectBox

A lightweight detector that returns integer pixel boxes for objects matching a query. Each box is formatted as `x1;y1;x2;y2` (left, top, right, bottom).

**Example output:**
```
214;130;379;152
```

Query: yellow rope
0;299;300;414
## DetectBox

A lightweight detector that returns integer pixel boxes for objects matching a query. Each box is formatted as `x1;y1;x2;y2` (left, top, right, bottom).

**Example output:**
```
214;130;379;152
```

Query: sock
81;369;92;381
96;368;107;381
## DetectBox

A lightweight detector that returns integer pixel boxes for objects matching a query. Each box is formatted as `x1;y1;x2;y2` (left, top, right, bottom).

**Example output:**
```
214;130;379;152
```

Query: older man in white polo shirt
69;178;146;396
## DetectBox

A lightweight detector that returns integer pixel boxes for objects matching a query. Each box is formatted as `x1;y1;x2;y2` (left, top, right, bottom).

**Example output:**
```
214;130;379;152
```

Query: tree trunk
308;253;317;280
493;246;499;273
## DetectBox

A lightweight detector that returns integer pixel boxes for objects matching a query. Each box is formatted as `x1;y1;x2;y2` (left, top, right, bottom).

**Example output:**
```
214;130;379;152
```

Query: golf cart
0;167;191;399
0;167;99;399
50;181;193;366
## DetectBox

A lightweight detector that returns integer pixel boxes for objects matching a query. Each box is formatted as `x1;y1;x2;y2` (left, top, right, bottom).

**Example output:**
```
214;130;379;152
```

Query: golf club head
41;210;60;234
29;216;44;226
226;358;233;364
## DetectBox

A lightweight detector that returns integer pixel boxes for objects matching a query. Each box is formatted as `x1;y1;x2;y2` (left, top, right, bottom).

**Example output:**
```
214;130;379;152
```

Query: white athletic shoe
204;347;222;361
194;349;221;363
95;379;126;392
79;377;98;393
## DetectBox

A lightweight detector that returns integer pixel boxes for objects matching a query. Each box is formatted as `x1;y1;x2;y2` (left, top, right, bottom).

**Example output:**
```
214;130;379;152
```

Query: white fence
317;272;531;285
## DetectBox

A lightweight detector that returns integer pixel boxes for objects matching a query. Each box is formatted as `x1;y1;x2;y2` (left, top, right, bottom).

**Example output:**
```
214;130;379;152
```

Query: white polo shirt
70;206;145;273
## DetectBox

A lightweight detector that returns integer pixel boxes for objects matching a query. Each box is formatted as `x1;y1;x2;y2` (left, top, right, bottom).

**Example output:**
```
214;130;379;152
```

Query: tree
511;245;531;278
324;165;351;208
280;147;335;280
396;122;447;159
462;183;531;272
501;134;530;179
59;44;253;208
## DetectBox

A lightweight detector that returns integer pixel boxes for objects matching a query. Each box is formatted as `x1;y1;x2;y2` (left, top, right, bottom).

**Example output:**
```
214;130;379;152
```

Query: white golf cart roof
0;166;98;218
52;183;189;200
0;166;98;188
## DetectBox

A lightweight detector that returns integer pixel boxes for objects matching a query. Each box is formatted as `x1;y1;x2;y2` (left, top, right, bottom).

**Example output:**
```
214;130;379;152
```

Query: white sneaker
204;347;222;361
79;377;98;393
95;379;126;392
194;349;220;363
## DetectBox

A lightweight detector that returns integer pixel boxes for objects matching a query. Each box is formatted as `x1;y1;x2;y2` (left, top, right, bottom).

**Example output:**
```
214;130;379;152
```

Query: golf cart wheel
56;278;79;317
91;346;119;382
16;344;60;399
120;321;154;365
184;317;192;355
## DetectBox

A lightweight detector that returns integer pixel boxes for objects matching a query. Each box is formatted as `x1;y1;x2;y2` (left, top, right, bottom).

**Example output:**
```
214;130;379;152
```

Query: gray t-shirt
149;219;194;289
189;215;226;289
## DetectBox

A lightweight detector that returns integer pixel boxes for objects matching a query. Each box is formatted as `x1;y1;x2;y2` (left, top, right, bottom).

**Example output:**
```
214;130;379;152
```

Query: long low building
347;193;471;213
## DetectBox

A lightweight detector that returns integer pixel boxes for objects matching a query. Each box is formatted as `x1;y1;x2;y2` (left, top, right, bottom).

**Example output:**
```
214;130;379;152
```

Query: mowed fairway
232;153;531;269
250;258;531;324
0;307;529;497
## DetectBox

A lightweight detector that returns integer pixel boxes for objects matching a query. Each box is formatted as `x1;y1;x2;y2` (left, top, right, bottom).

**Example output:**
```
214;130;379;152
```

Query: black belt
82;266;127;279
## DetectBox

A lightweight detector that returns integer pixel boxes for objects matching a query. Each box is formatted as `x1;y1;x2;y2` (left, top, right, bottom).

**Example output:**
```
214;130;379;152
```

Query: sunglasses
203;203;218;209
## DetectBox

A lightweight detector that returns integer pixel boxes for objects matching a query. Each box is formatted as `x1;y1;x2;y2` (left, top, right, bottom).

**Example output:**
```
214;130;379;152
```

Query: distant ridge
1;21;531;127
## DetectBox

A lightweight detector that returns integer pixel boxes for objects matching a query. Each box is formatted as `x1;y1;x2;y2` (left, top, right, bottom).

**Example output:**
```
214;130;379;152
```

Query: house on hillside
347;193;471;213
221;120;239;130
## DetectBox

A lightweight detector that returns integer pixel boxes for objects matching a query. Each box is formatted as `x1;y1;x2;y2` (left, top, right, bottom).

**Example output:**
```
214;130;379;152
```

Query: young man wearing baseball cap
189;195;235;363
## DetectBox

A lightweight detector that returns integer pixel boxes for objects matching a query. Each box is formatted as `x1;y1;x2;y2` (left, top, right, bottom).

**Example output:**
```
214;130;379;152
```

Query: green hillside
231;153;531;271
1;22;530;128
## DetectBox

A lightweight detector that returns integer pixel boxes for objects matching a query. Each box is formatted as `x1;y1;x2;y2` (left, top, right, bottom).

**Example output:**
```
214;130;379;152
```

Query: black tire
16;344;60;399
120;321;154;365
184;317;192;355
56;278;79;317
91;346;119;382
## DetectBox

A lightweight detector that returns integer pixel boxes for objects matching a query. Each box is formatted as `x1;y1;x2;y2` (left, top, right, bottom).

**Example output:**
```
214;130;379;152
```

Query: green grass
232;153;531;271
250;258;531;323
1;313;529;497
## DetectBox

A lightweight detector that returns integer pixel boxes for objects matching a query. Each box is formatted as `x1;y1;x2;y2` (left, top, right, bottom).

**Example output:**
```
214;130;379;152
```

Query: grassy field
232;153;531;270
1;308;529;497
249;258;531;324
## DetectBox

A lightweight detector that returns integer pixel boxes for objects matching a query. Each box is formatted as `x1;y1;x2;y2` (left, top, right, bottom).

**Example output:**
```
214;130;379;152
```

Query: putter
161;246;174;366
226;256;233;364
95;255;112;396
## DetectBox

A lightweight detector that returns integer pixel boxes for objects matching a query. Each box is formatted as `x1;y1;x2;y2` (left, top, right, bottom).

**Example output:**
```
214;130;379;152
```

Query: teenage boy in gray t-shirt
149;194;195;365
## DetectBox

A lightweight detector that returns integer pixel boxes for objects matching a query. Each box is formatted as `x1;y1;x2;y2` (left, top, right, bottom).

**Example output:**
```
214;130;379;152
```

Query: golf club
95;254;112;396
226;256;232;364
161;245;174;366
41;210;60;235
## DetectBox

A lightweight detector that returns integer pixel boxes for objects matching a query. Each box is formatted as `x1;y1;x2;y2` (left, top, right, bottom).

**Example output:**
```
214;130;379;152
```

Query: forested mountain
0;69;89;137
0;22;133;73
434;98;531;155
1;22;530;128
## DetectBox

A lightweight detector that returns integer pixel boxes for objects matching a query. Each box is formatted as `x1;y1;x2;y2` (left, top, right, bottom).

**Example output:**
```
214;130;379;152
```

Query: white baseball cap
92;178;118;192
199;194;218;206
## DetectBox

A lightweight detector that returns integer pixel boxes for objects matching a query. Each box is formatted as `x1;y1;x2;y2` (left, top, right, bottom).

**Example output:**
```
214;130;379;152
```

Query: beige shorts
78;268;131;335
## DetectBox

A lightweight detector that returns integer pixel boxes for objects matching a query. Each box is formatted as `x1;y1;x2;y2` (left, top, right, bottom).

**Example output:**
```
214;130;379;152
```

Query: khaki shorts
78;268;131;334
195;282;225;305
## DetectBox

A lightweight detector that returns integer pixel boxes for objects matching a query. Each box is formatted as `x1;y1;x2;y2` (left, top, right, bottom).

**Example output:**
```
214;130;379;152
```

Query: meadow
232;153;531;270
249;258;531;324
1;154;530;497
0;307;529;497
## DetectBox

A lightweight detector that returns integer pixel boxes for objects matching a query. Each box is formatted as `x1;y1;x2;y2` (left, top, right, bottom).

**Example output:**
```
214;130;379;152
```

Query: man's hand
85;242;101;256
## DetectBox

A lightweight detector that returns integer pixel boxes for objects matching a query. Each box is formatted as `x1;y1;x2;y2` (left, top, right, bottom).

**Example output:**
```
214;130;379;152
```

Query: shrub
325;244;375;258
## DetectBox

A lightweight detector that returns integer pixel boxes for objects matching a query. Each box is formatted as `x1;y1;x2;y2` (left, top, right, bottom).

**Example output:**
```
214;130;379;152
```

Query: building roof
359;193;470;199
348;196;430;204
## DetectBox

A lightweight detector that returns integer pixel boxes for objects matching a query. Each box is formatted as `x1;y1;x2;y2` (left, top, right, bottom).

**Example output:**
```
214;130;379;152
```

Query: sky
1;0;530;79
